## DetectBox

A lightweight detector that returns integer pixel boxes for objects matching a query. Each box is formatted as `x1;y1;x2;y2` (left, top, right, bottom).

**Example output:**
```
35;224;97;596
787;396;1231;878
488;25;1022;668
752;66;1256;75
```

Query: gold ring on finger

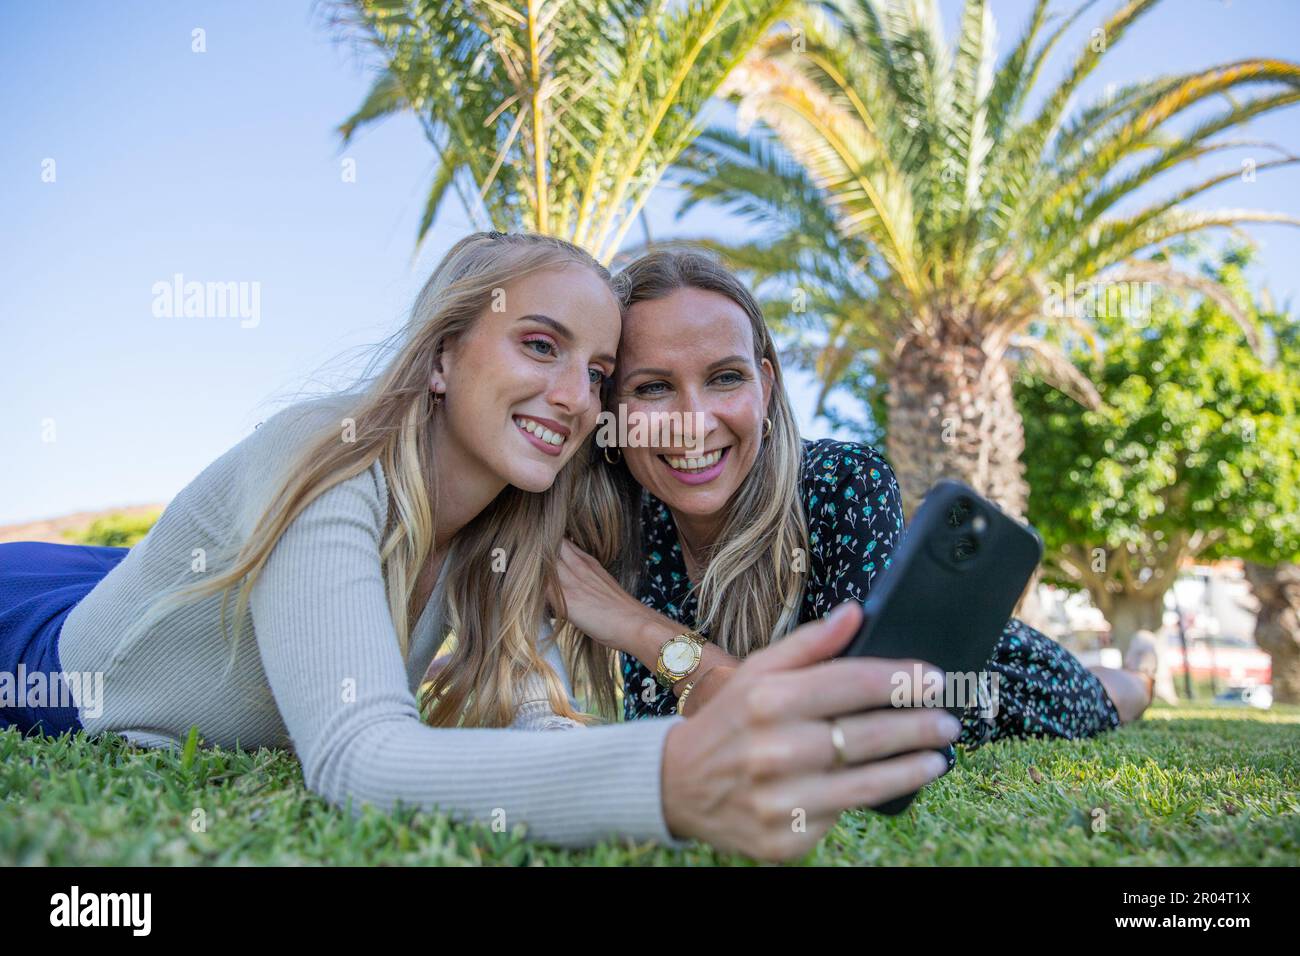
828;718;847;770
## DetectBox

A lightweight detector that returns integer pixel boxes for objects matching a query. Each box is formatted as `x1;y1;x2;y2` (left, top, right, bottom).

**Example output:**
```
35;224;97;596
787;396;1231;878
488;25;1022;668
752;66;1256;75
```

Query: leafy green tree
671;0;1300;518
1241;307;1300;702
1015;250;1300;678
329;0;793;263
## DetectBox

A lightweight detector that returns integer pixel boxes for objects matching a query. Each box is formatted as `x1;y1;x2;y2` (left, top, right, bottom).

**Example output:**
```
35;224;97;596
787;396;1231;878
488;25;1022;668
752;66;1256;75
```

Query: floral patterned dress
620;439;1121;766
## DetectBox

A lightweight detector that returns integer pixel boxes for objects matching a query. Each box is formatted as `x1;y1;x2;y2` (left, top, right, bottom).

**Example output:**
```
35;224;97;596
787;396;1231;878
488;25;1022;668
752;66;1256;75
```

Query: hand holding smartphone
840;479;1044;814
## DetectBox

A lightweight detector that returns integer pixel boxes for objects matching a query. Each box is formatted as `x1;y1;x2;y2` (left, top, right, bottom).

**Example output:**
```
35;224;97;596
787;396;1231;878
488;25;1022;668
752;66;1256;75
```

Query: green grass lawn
3;700;1297;866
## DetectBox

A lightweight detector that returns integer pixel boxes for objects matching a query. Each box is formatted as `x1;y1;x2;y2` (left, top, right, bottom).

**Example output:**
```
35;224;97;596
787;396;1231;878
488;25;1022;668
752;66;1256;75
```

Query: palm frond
1008;333;1104;410
330;0;792;258
1102;259;1265;353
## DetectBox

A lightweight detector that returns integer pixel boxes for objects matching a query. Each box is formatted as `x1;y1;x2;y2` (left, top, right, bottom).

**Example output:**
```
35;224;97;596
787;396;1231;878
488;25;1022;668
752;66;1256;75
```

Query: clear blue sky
2;0;1298;524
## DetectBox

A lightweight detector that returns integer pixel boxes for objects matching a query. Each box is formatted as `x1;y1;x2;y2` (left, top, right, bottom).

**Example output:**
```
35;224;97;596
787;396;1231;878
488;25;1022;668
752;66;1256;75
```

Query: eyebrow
624;354;752;379
518;313;616;367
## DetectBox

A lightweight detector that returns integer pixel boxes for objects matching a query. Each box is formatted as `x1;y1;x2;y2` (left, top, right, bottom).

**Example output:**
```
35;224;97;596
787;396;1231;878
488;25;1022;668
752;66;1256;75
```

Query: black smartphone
841;479;1044;814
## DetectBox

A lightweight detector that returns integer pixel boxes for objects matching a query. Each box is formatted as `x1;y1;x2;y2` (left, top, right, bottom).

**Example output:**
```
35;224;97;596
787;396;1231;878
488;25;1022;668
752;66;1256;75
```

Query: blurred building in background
1042;558;1271;706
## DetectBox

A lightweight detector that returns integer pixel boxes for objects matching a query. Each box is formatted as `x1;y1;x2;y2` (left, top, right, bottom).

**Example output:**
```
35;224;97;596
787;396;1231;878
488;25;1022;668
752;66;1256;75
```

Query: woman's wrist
678;663;736;713
627;613;742;700
629;609;691;665
660;721;695;841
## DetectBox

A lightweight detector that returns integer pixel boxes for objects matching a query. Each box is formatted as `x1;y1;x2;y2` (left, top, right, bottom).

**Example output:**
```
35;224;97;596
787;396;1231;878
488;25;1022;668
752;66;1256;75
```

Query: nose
545;360;593;422
672;384;718;452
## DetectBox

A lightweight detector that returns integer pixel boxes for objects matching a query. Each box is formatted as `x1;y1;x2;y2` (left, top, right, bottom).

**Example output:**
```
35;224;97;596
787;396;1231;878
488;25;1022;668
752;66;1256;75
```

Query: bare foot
1089;666;1154;724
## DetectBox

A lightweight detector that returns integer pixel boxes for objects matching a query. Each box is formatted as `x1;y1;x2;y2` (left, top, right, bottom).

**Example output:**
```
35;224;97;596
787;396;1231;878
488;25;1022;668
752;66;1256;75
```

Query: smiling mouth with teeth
661;447;727;472
514;416;567;449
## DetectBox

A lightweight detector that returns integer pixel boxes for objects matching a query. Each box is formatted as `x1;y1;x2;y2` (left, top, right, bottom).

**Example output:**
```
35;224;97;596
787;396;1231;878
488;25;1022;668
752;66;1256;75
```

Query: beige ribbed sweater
59;397;682;848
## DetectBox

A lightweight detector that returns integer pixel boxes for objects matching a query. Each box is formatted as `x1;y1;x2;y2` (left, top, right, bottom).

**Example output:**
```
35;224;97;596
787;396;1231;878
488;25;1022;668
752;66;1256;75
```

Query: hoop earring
603;445;622;465
762;417;772;438
431;390;444;407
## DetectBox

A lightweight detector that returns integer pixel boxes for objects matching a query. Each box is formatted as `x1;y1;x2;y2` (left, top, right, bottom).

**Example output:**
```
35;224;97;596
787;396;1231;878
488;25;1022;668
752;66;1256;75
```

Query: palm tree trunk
1243;561;1300;704
885;332;1029;521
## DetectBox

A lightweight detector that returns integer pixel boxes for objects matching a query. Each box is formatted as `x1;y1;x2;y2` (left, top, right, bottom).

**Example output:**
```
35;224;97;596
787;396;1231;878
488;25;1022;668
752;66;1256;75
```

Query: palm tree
326;0;793;264
671;0;1300;518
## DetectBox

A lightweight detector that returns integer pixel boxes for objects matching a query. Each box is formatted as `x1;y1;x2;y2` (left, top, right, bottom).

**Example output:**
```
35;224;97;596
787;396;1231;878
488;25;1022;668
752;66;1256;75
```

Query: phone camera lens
947;497;974;528
952;535;978;562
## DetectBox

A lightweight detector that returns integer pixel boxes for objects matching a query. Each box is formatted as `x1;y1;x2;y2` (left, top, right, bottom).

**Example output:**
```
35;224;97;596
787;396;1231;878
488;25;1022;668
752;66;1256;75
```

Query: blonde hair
135;231;619;727
604;250;809;658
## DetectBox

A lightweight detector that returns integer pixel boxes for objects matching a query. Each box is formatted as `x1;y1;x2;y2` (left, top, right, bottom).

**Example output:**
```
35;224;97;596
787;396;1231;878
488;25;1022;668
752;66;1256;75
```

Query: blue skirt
0;541;128;737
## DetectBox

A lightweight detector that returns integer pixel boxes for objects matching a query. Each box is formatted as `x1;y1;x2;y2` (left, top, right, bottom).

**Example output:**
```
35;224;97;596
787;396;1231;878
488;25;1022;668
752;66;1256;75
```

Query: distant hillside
0;504;167;545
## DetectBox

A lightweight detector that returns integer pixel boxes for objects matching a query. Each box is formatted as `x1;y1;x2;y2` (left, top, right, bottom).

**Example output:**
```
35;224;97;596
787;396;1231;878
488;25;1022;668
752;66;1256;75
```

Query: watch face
663;639;696;674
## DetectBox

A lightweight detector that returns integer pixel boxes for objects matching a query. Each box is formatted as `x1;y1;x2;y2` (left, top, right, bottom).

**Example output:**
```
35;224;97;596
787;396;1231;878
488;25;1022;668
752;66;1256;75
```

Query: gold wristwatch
655;629;706;689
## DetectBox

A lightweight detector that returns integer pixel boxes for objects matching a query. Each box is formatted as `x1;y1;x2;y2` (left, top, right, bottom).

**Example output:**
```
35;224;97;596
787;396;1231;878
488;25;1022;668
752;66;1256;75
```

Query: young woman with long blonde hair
2;232;952;859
